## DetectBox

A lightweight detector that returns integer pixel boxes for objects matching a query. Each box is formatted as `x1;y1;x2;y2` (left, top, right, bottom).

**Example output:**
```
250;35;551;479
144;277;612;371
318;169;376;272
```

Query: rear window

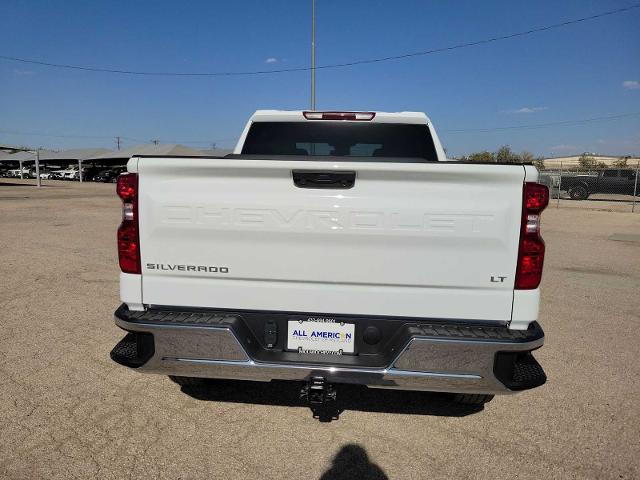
241;122;438;162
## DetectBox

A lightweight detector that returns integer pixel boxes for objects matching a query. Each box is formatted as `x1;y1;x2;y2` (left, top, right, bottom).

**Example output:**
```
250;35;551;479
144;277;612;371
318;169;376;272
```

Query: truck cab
597;169;637;194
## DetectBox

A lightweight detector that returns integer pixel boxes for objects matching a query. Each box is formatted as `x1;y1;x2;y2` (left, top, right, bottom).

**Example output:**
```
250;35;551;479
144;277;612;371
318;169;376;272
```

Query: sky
1;0;639;158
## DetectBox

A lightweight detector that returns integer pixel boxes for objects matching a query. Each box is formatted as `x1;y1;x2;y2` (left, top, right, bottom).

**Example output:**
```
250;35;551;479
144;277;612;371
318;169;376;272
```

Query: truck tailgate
136;158;525;322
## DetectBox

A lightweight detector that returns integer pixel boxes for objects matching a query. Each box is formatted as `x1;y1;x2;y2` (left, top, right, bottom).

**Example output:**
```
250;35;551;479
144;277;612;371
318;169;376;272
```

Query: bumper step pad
116;305;239;326
110;332;154;368
511;353;547;390
494;352;546;391
409;322;542;343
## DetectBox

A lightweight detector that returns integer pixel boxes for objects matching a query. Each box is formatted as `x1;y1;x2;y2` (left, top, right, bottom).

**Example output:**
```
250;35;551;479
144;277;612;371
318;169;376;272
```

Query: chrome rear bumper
112;305;545;395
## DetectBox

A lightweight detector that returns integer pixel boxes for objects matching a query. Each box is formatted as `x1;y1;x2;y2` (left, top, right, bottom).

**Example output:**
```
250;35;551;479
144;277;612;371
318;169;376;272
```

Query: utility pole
310;0;316;111
35;148;41;187
116;136;121;151
632;160;639;213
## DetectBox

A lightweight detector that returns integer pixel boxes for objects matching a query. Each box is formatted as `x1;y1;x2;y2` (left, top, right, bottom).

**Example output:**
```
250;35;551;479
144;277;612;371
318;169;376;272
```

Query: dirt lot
1;179;639;479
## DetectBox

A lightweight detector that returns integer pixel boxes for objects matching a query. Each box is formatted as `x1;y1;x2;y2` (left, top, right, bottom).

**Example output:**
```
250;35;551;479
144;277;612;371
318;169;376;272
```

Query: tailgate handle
292;170;355;189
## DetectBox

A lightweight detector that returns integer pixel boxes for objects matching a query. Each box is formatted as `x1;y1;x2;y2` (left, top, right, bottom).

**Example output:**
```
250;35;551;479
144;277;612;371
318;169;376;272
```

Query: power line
441;112;640;133
0;129;236;145
0;129;114;139
1;112;639;143
117;136;238;145
152;138;238;145
315;4;640;72
1;4;638;77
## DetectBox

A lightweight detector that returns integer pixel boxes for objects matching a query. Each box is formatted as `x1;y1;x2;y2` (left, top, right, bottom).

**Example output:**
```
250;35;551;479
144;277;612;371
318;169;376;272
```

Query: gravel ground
1;179;639;479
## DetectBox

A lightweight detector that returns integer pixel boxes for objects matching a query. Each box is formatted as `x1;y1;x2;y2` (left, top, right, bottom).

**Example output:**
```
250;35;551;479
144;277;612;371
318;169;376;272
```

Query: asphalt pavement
1;179;638;479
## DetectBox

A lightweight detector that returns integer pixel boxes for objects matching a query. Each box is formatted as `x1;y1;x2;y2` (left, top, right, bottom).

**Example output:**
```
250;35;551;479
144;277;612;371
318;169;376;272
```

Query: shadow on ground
320;444;389;480
177;378;485;422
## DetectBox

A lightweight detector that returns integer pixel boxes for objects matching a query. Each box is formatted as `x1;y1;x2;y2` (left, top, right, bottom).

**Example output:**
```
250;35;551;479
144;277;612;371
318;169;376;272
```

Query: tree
496;145;520;163
532;158;546;171
577;153;594;169
519;151;534;163
613;157;629;168
465;151;495;162
516;151;546;170
461;147;545;166
578;154;606;170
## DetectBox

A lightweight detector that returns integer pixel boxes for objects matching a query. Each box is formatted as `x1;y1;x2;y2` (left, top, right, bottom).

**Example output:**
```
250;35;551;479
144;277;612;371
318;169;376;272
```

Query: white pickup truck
111;110;548;406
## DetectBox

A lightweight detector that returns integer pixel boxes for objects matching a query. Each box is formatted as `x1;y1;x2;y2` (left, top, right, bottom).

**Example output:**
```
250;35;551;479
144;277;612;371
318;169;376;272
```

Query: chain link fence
538;161;640;213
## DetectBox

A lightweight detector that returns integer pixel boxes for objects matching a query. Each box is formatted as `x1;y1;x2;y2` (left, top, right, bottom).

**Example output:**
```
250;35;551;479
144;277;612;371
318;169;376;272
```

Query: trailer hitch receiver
300;376;336;405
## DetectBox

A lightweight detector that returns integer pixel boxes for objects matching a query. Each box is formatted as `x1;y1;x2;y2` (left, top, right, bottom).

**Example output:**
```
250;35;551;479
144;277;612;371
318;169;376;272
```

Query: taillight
116;173;140;274
303;111;376;121
515;183;549;289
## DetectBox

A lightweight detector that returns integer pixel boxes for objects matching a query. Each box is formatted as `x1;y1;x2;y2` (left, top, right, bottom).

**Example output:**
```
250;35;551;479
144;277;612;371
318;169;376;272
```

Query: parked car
562;169;639;200
69;169;94;181
7;168;31;178
110;109;549;408
35;169;54;179
94;168;124;183
77;167;101;181
60;170;77;180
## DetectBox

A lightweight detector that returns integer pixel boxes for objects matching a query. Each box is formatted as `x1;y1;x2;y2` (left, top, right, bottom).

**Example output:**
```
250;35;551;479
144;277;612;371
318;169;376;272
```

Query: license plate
287;320;355;355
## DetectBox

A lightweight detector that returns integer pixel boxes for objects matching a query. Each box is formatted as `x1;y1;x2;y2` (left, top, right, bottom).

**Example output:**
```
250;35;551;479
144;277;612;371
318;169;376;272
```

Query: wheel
568;185;589;200
452;393;494;405
169;375;207;387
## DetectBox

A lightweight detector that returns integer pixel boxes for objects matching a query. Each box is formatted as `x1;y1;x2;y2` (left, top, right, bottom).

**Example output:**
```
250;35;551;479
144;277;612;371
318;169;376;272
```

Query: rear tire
568;185;589;200
452;393;494;405
169;375;207;387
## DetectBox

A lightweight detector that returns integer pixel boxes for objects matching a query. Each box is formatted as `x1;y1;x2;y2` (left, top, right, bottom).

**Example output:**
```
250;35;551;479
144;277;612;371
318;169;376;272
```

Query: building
86;144;220;164
197;148;233;157
1;143;234;179
0;148;111;168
